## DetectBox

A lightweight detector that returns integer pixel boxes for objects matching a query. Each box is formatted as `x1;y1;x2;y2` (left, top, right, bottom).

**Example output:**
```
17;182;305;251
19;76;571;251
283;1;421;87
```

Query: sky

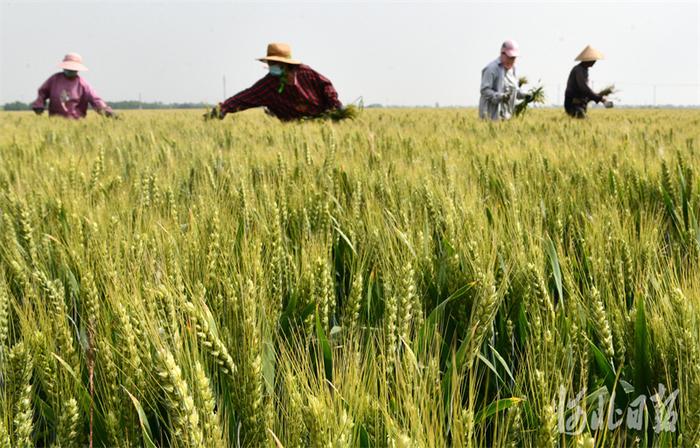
1;0;698;107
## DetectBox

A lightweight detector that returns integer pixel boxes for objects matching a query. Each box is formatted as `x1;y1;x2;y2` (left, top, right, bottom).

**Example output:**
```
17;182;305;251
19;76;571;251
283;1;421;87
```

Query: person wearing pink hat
479;40;532;120
206;43;343;121
32;53;115;119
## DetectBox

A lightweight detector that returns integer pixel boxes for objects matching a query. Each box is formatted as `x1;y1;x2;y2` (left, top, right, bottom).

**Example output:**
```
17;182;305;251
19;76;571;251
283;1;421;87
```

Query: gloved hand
498;92;510;103
33;107;44;115
524;93;534;102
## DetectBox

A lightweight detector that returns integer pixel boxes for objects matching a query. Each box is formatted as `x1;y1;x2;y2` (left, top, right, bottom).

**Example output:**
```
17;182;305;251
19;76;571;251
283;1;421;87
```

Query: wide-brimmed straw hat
257;43;301;65
575;45;604;62
58;53;89;71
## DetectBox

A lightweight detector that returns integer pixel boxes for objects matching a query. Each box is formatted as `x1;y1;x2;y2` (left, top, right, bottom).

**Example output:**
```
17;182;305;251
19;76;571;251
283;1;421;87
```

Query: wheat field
0;108;698;447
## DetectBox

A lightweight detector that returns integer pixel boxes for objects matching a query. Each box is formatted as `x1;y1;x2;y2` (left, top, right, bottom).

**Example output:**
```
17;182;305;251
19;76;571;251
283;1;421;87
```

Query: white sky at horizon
1;0;698;106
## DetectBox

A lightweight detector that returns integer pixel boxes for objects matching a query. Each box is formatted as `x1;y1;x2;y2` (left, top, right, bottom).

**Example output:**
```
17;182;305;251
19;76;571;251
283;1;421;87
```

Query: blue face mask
268;65;284;77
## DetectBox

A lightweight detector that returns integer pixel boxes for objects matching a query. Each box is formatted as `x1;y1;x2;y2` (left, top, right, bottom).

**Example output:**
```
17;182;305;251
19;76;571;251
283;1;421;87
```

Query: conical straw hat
575;45;604;62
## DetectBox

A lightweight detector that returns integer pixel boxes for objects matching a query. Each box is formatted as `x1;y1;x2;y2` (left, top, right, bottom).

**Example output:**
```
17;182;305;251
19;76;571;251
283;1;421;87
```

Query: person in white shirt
479;40;532;121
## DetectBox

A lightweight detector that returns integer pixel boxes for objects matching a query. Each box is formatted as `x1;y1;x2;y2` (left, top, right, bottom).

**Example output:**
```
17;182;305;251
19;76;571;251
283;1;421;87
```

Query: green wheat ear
1;107;697;447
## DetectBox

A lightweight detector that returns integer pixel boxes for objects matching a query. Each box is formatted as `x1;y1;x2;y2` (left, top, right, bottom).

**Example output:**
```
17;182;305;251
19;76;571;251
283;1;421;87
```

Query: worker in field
479;40;533;121
32;53;116;119
206;43;344;121
564;45;613;118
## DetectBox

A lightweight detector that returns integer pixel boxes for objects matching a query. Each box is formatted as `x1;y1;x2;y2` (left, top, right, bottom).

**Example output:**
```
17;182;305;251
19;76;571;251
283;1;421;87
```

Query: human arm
31;76;53;114
314;72;342;110
83;81;115;116
219;76;278;116
480;65;507;104
574;67;603;103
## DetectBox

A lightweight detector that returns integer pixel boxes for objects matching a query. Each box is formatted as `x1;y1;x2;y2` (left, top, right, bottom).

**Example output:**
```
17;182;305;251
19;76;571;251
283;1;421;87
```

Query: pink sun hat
58;53;89;71
501;40;520;57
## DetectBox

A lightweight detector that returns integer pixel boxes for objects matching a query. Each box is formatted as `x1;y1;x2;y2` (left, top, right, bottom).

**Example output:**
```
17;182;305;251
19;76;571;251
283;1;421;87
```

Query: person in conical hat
479;40;534;121
32;53;115;119
564;45;610;118
207;43;343;121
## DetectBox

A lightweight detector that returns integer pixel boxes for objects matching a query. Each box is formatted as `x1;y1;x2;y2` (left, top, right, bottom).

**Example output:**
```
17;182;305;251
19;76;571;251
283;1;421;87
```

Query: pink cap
501;40;519;57
58;53;88;71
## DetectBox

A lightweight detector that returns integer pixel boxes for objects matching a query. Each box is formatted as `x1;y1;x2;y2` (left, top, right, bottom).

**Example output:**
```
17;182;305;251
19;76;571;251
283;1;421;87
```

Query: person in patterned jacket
207;43;343;121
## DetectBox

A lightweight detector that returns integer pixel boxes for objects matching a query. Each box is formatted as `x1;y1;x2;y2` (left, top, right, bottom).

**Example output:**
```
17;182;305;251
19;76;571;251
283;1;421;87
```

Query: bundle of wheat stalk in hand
203;104;224;121
310;104;361;122
598;84;617;108
514;77;545;117
598;84;616;97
